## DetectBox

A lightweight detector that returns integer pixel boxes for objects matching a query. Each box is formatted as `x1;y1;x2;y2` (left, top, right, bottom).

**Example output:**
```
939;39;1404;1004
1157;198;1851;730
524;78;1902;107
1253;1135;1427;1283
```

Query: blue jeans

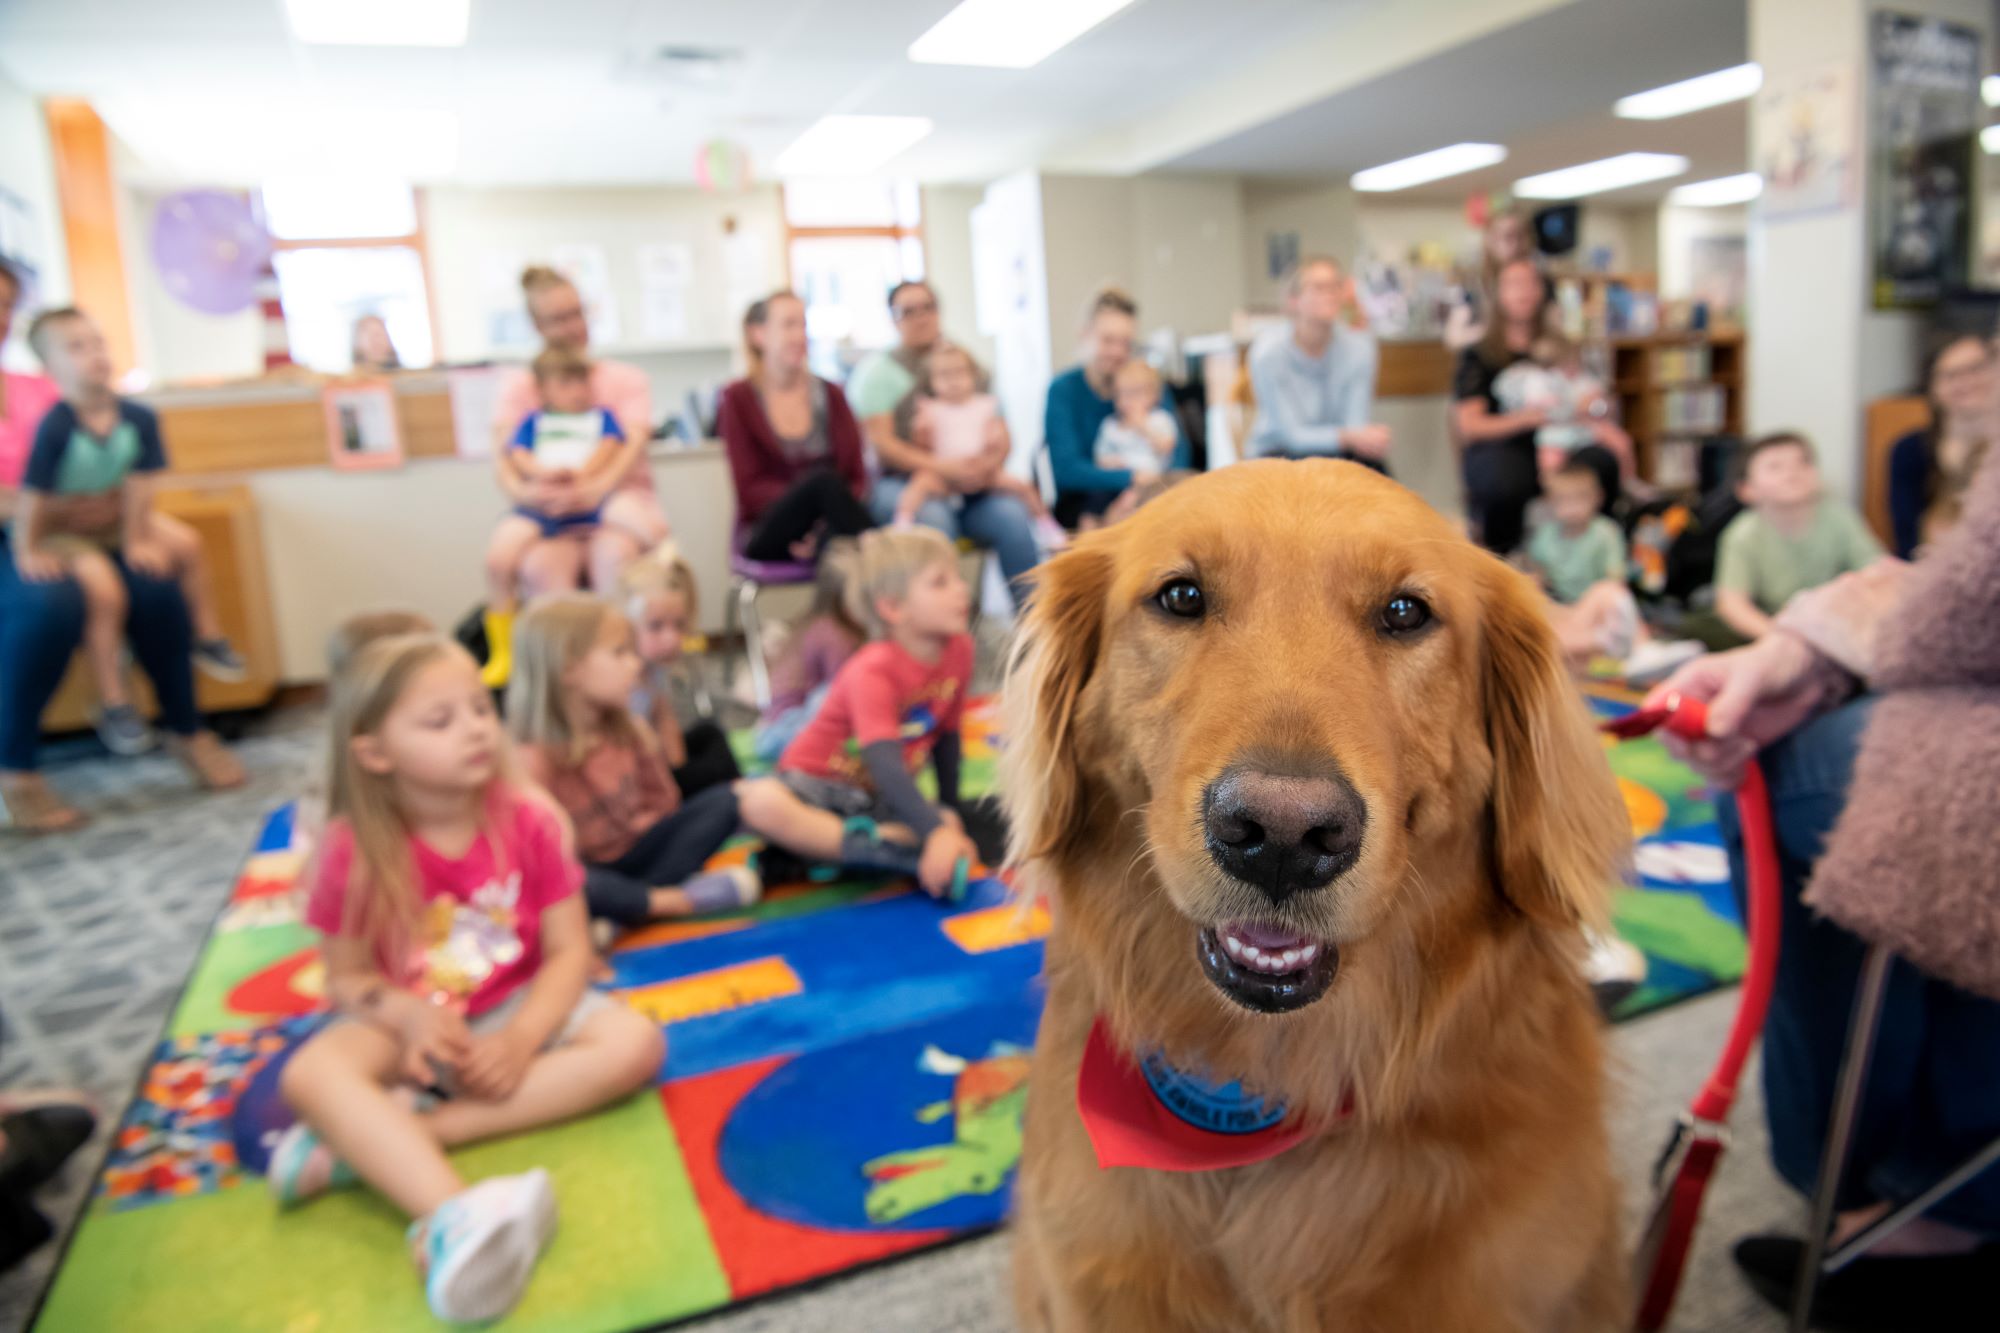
869;476;1040;597
0;533;201;769
1717;698;2000;1231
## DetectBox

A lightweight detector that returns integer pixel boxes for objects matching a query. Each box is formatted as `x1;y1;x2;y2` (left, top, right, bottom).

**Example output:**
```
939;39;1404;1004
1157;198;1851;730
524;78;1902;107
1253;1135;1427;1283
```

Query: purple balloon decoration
150;190;272;316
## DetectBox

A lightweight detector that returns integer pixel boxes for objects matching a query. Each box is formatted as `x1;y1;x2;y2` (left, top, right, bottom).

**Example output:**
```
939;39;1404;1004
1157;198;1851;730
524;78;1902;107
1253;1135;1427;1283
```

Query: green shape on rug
170;921;317;1039
1611;886;1747;981
35;1091;729;1333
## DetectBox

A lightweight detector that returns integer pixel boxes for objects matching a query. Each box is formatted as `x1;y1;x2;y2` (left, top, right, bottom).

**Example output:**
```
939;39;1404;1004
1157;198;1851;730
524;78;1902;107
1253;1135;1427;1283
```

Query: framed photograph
1868;13;1980;308
323;380;403;470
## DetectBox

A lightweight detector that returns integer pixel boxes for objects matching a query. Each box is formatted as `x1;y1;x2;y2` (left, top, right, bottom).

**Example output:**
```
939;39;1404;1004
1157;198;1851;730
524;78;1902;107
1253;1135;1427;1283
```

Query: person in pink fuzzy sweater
1648;444;2000;1331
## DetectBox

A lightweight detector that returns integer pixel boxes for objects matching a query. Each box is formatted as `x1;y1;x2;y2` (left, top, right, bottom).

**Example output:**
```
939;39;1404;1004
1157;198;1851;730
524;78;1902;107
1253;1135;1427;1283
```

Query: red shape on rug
662;1058;954;1299
225;948;320;1020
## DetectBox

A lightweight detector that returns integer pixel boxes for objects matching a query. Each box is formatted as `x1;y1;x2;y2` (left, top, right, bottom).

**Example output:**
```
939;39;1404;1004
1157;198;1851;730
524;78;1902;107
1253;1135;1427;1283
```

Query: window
783;180;925;376
260;179;438;373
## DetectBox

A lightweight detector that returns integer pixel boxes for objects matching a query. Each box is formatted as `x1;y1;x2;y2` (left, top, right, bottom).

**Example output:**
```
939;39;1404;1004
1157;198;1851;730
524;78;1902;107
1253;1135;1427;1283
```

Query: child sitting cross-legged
1524;459;1699;682
1714;431;1885;642
775;528;980;900
507;595;760;927
272;632;663;1325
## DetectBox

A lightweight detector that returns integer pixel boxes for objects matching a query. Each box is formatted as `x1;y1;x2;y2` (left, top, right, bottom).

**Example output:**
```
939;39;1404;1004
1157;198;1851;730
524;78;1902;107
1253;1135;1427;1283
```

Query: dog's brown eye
1382;594;1432;635
1157;579;1205;619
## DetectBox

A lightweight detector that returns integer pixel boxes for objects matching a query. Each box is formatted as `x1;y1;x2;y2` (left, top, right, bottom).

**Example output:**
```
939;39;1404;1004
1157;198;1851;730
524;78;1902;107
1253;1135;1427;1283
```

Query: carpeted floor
0;697;1802;1333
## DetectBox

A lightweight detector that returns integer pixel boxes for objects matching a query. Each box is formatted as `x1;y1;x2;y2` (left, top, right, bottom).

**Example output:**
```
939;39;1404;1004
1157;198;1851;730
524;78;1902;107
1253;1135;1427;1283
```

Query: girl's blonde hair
326;609;435;681
1113;358;1161;393
327;633;502;953
918;341;981;397
618;541;699;629
507;594;646;760
822;527;958;639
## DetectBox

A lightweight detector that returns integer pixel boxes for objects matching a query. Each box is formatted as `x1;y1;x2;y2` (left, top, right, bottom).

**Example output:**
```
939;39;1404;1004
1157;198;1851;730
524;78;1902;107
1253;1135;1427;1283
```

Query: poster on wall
636;242;694;342
323;381;404;470
1868;13;1981;308
1755;63;1857;221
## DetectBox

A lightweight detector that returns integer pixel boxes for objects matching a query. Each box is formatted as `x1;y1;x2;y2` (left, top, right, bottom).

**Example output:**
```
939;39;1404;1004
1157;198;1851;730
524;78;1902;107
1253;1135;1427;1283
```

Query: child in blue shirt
17;307;244;756
481;346;626;686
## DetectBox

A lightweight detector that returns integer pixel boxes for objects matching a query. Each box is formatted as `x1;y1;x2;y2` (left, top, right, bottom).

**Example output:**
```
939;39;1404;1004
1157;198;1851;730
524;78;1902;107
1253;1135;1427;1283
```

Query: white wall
1658;203;1749;301
1130;174;1245;339
1241;177;1361;307
423;183;786;420
1038;172;1250;360
1038;174;1137;363
1353;201;1473;268
921;184;997;371
0;72;71;371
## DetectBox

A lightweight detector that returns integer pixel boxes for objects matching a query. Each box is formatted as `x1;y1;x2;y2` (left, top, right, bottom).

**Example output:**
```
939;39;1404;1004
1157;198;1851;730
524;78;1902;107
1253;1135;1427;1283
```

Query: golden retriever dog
1002;460;1631;1333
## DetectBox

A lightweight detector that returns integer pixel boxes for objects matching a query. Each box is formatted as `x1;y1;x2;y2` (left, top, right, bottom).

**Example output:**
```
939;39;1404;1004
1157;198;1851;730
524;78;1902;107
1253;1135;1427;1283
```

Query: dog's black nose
1203;767;1366;902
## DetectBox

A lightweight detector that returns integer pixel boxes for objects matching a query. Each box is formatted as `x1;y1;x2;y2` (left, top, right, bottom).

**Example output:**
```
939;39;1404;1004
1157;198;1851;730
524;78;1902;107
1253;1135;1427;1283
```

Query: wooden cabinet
41;484;280;734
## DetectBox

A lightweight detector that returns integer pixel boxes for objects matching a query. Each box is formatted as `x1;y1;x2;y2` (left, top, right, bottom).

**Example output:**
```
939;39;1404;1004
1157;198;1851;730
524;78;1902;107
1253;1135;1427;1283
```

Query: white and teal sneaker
267;1120;357;1208
408;1169;558;1324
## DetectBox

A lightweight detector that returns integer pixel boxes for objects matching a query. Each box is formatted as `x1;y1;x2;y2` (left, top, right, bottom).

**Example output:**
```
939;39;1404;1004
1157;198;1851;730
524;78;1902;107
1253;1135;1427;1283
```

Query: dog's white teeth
1299;944;1319;963
1281;949;1299;968
1224;935;1245;959
1241;944;1264;965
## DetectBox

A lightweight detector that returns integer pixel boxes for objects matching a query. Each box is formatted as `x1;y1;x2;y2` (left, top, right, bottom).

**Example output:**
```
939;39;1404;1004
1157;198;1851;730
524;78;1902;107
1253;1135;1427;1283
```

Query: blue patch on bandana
1138;1051;1288;1136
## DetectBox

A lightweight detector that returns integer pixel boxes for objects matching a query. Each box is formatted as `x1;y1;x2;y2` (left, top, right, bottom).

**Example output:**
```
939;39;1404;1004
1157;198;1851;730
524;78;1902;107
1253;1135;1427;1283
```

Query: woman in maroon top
717;292;875;562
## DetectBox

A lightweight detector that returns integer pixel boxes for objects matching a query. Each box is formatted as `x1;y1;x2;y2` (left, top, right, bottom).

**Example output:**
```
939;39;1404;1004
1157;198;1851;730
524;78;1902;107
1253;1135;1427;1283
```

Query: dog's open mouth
1196;922;1339;1013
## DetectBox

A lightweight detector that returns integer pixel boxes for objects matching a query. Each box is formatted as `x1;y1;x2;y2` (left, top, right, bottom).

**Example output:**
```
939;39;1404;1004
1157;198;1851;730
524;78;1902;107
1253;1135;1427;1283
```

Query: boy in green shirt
1714;432;1884;641
1524;459;1700;682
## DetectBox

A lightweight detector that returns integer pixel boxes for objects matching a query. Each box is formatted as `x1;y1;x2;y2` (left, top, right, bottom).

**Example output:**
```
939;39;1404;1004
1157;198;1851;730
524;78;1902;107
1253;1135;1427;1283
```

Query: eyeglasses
893;300;938;321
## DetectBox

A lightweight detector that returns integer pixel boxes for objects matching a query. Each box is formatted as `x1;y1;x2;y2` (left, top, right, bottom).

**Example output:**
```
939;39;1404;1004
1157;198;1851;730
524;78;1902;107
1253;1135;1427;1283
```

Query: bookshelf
1609;330;1745;488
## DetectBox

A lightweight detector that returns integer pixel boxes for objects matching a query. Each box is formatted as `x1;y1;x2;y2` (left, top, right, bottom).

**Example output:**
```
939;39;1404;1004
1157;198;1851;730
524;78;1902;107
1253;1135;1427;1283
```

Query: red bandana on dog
1076;1017;1319;1171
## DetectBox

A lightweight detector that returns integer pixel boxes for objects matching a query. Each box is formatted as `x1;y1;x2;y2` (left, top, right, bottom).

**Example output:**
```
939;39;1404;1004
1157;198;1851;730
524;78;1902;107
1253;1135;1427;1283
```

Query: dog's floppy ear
1002;538;1115;868
1479;563;1628;932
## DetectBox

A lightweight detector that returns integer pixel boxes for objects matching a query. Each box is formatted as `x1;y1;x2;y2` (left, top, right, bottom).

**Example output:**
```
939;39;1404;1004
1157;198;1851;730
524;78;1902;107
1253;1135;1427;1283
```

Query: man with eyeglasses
848;281;1041;598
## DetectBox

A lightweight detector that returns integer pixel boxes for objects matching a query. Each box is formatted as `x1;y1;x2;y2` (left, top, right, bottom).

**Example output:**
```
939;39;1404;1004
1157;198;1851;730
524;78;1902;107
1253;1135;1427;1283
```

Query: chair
724;535;816;712
1782;938;2000;1331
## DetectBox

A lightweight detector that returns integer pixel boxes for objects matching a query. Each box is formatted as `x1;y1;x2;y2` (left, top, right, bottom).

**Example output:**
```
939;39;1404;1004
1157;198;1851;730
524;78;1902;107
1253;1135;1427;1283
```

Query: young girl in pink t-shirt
271;632;663;1324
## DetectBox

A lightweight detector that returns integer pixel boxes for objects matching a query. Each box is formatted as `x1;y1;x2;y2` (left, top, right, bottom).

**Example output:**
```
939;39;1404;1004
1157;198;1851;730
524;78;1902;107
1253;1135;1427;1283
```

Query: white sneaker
1032;514;1071;552
1583;928;1647;1012
1621;637;1705;688
409;1168;558;1324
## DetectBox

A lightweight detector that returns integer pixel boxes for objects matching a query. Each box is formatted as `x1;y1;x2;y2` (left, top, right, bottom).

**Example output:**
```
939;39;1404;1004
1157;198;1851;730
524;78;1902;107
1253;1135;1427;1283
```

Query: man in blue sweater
1245;258;1391;469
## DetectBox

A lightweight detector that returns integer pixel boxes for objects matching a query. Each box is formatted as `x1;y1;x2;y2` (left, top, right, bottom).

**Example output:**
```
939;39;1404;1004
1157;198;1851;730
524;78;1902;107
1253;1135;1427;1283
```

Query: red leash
1603;694;1783;1332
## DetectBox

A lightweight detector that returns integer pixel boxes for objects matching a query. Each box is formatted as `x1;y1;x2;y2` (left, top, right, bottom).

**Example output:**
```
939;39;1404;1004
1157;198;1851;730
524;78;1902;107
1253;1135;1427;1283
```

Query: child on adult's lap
482;347;630;687
273;633;662;1325
776;528;980;899
16;308;245;755
891;342;1067;550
